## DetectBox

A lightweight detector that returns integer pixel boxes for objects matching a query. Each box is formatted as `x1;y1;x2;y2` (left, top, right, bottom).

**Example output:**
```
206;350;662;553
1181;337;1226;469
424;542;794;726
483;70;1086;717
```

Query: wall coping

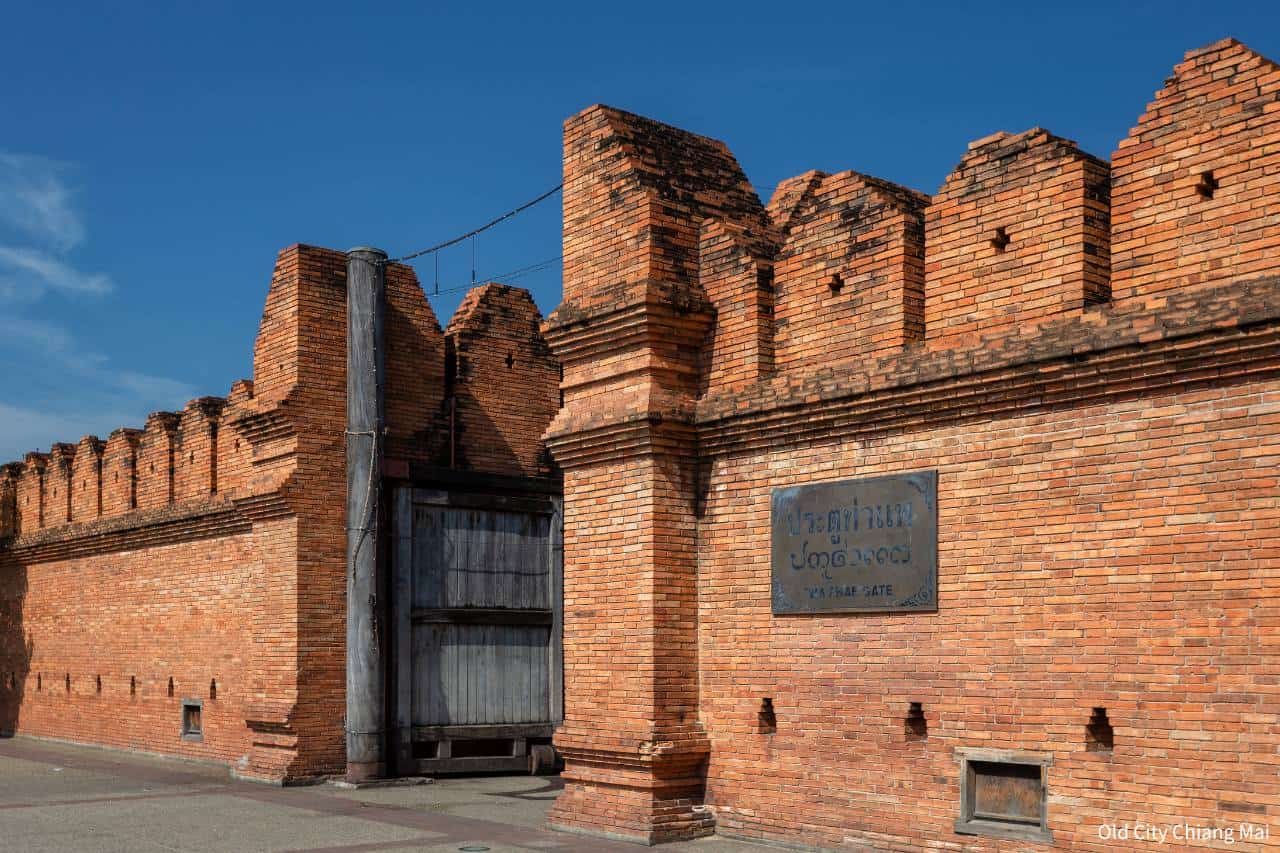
696;277;1279;455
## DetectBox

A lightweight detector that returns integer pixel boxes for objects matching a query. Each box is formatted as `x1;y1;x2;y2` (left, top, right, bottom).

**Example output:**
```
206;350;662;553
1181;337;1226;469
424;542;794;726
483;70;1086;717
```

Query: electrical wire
385;183;562;264
421;256;561;299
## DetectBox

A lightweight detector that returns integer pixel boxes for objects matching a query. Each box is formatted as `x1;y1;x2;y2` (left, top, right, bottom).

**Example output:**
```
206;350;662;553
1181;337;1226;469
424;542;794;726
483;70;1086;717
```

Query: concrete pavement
0;737;776;853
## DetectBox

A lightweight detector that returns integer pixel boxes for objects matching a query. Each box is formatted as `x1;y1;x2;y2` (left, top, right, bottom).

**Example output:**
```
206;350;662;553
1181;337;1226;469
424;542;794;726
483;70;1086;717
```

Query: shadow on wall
437;373;524;474
0;563;31;737
427;283;561;479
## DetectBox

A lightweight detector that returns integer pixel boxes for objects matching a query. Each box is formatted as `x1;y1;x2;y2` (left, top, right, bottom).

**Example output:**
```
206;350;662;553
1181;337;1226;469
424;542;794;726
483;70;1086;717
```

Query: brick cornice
697;277;1280;456
545;415;698;468
0;499;252;565
543;278;713;363
555;723;712;784
545;380;699;468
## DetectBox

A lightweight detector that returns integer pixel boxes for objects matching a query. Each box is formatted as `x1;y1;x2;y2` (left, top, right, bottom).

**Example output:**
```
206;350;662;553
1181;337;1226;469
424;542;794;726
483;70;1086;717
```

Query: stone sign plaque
771;470;937;614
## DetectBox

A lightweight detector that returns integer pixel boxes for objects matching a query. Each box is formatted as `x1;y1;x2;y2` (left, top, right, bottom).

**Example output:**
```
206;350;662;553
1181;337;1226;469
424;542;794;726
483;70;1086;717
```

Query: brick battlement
0;249;560;544
548;38;1280;410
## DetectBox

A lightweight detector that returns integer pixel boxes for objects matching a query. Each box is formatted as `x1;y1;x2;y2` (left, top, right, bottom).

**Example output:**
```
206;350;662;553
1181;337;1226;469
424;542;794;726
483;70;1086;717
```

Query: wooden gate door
390;486;562;774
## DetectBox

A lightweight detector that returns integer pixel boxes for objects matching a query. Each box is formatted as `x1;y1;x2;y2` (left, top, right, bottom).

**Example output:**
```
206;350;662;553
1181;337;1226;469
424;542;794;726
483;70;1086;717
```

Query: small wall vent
757;697;777;734
181;699;203;741
1086;707;1113;752
905;702;927;741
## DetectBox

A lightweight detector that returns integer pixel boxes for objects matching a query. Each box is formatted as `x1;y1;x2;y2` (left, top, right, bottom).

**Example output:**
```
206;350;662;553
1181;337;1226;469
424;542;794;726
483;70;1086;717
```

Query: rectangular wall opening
955;750;1052;843
181;700;203;741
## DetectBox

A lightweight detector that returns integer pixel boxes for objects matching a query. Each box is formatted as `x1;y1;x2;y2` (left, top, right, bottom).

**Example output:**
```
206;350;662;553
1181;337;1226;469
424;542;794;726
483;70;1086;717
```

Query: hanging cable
385;183;562;265
421;255;561;299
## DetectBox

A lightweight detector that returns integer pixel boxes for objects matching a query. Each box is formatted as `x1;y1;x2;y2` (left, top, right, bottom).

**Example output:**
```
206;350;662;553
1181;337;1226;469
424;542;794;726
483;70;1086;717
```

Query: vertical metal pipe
345;246;387;781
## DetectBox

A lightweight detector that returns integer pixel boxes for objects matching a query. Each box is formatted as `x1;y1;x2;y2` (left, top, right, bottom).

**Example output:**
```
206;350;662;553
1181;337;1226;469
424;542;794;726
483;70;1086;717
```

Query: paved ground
0;737;777;853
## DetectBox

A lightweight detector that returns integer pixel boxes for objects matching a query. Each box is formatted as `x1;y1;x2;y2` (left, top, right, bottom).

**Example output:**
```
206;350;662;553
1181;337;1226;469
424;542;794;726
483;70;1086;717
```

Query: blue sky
1;2;1277;462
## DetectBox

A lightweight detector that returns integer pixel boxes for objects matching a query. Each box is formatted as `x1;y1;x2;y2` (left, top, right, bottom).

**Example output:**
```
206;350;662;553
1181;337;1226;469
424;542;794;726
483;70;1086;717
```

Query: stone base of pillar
344;760;385;783
547;725;714;845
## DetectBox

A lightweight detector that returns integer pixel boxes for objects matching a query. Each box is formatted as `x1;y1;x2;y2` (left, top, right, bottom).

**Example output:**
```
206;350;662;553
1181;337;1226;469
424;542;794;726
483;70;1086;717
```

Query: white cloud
0;316;195;463
0;152;197;463
112;370;197;404
0;315;81;355
0;246;112;302
0;152;112;306
0;152;86;251
0;402;141;460
0;315;192;402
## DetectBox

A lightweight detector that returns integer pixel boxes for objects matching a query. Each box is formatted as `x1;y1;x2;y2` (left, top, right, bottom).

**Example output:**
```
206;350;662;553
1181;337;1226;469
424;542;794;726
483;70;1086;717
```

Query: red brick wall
175;398;224;502
443;283;560;477
45;444;74;527
1112;38;1280;300
774;171;928;367
0;243;561;781
101;429;140;516
547;38;1280;850
384;262;447;464
698;371;1278;850
135;413;179;511
3;535;257;761
69;436;104;522
0;245;351;777
925;128;1110;346
0;465;18;539
16;454;46;534
699;219;775;392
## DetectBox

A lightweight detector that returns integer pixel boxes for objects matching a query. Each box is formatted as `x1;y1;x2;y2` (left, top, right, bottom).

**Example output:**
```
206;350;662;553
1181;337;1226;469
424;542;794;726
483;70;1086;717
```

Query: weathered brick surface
1112;38;1280;300
546;39;1280;850
0;244;561;781
101;428;141;517
175;398;225;503
441;283;560;476
69;435;104;523
383;262;446;465
135;412;179;512
925;128;1110;345
0;464;19;539
697;219;774;393
546;105;753;844
45;444;74;527
774;170;928;367
16;453;46;535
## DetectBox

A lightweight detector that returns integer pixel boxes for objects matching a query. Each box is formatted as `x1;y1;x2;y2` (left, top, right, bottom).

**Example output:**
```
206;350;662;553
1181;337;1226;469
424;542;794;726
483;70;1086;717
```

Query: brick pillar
543;299;713;845
542;105;770;844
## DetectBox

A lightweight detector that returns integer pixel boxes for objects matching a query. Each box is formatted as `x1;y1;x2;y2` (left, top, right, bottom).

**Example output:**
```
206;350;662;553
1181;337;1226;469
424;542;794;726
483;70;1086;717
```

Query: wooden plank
414;756;529;775
405;494;560;742
412;506;553;612
412;723;553;740
411;608;552;626
405;463;562;495
412;623;551;727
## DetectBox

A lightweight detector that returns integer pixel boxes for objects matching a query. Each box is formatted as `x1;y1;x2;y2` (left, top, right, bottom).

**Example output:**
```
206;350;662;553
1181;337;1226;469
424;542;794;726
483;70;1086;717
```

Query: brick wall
1112;38;1280;300
925;128;1110;345
441;283;560;477
774;170;928;367
0;244;561;780
546;38;1280;849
